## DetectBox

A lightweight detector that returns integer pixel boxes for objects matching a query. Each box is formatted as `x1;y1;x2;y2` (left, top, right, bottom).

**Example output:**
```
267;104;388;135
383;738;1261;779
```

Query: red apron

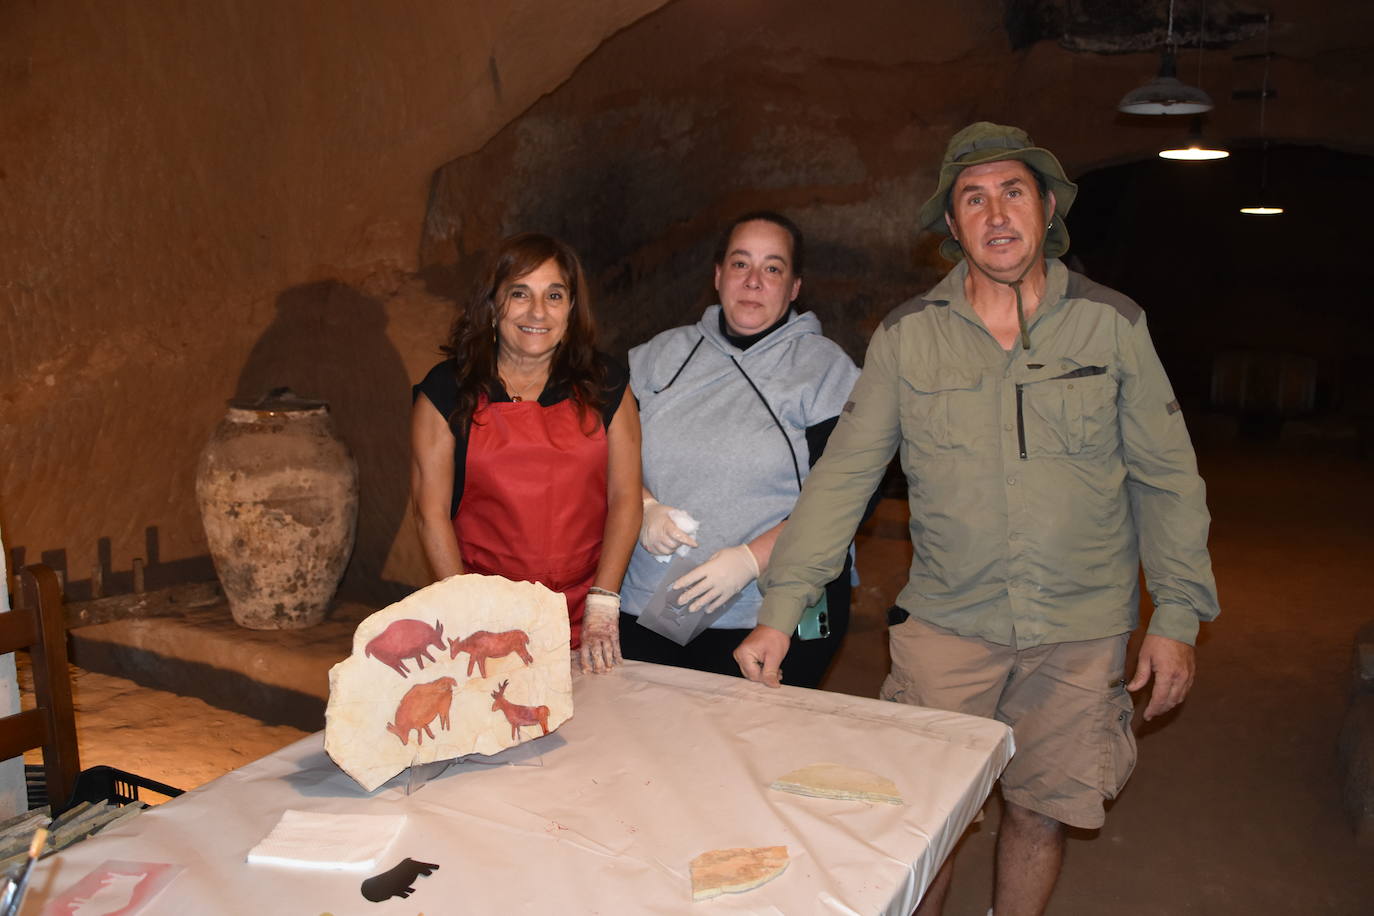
454;396;607;649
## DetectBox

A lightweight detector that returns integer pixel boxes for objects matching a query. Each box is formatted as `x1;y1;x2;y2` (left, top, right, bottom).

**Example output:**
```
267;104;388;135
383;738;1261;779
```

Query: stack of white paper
246;811;405;871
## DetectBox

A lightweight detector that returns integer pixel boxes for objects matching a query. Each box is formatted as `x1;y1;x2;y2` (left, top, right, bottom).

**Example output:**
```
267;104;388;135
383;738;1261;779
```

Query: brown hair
442;233;605;434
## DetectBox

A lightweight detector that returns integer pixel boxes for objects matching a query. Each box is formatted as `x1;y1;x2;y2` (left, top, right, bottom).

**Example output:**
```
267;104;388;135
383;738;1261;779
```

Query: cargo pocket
880;609;918;705
1099;686;1138;800
1024;364;1116;456
879;671;908;704
898;368;983;457
1072;373;1119;454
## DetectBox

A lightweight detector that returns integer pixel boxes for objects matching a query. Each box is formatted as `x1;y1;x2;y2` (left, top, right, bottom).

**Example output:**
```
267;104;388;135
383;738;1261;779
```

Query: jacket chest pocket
899;368;986;457
1022;367;1119;455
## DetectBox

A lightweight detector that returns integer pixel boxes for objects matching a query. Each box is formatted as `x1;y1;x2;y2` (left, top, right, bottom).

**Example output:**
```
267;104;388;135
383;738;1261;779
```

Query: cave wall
4;0;1371;604
0;0;669;600
423;0;1374;363
1070;145;1374;413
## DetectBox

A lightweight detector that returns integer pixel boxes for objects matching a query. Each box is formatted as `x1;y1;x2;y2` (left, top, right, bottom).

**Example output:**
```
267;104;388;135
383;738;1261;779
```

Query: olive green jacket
758;259;1219;647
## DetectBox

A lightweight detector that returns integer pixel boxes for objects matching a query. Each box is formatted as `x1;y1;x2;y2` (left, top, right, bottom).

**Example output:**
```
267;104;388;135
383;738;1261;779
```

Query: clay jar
196;389;358;629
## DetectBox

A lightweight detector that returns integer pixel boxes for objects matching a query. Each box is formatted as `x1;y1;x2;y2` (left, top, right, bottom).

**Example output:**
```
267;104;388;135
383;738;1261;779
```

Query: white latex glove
640;498;700;558
579;593;623;674
671;545;759;613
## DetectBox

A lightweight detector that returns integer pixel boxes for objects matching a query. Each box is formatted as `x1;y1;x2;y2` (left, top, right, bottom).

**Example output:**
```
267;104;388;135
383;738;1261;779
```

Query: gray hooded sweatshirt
624;306;859;629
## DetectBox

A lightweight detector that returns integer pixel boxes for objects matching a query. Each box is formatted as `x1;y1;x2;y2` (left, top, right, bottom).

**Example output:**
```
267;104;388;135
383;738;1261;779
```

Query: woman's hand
579;593;623;674
671;544;759;613
640;497;700;556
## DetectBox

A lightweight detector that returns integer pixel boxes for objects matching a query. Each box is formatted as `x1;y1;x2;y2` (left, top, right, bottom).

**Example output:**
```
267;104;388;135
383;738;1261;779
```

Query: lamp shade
1118;49;1214;115
1159;119;1229;160
1160;145;1229;160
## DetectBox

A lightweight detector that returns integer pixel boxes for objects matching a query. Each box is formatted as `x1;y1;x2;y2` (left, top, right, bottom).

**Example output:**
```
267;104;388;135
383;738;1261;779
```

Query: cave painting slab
326;574;572;791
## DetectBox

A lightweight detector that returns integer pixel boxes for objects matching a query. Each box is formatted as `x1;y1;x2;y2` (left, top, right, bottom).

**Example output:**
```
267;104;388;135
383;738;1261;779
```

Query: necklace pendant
510;395;523;402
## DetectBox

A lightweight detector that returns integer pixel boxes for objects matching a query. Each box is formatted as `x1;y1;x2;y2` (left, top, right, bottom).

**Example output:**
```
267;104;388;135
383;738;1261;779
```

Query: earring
1047;220;1054;230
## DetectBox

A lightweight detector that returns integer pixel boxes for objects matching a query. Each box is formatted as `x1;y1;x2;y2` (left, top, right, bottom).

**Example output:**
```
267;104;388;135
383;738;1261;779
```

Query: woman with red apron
410;234;641;673
456;395;608;645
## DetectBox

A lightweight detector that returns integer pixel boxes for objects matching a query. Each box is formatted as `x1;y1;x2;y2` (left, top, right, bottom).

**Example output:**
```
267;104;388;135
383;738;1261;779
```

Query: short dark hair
713;210;805;277
944;163;1049;218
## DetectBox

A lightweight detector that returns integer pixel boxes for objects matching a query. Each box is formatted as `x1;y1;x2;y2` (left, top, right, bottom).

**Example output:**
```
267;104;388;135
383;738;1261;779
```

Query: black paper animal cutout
361;858;440;902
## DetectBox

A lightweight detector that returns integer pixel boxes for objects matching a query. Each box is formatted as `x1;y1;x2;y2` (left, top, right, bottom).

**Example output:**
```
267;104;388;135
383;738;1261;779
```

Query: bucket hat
918;122;1079;261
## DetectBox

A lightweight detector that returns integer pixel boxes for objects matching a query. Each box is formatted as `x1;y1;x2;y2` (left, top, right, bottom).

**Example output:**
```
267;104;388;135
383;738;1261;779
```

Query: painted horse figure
448;629;534;678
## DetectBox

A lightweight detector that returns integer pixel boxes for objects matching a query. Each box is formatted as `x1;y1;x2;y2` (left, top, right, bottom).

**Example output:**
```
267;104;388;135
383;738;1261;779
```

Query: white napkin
246;810;405;871
653;509;701;563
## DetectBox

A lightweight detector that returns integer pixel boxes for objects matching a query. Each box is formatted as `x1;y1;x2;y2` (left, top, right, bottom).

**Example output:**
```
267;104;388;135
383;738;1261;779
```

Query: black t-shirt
412;354;630;517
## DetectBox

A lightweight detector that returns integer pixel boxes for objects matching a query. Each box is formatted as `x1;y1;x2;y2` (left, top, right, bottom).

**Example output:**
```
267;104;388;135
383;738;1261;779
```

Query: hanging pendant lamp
1159;118;1229;159
1118;0;1214;115
1158;4;1225;153
1240;14;1283;215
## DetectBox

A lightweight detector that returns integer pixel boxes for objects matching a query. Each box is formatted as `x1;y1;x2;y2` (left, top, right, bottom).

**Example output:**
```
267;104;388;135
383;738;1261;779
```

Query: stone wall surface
0;0;669;600
423;0;1374;365
4;0;1372;602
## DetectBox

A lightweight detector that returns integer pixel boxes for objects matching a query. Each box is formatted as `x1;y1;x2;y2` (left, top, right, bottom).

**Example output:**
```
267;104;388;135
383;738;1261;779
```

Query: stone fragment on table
689;845;789;901
325;574;572;792
769;762;905;805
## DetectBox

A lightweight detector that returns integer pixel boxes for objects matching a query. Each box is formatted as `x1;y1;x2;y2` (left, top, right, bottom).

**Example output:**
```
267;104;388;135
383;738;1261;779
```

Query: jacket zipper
1015;384;1027;460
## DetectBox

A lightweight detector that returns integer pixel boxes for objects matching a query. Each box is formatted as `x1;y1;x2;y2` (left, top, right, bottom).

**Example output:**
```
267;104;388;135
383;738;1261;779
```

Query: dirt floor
32;431;1374;913
833;433;1374;915
21;666;309;797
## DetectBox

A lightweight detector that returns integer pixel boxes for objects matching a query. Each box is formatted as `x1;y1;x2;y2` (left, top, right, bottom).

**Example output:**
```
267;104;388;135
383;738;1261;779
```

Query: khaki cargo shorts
881;616;1136;829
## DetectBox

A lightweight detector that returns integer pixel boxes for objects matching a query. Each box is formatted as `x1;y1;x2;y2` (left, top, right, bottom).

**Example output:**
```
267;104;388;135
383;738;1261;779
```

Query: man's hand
671;545;758;612
1127;634;1196;721
733;625;791;688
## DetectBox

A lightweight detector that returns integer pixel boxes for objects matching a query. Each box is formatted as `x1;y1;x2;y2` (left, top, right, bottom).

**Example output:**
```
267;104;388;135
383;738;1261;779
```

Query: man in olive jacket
733;122;1220;916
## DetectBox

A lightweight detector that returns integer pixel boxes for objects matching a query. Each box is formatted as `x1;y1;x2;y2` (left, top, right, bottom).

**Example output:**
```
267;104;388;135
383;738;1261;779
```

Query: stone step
67;594;376;732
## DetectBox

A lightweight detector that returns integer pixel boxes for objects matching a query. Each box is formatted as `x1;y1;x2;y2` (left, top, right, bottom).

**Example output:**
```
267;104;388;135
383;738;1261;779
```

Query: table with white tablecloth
23;661;1013;915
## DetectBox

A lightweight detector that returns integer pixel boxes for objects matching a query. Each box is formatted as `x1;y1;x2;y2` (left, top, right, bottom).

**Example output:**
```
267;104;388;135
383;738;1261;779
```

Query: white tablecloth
24;662;1012;914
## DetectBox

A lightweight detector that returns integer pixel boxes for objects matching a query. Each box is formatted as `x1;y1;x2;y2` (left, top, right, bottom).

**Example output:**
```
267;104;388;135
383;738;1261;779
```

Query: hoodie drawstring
653;336;705;394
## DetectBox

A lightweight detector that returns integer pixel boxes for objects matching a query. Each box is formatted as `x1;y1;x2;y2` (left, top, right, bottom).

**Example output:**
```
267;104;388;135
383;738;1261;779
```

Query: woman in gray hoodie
618;212;860;687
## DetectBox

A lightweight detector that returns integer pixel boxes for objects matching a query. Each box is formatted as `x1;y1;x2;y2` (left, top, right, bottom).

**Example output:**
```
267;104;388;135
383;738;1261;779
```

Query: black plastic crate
66;766;183;810
26;764;184;814
23;765;48;812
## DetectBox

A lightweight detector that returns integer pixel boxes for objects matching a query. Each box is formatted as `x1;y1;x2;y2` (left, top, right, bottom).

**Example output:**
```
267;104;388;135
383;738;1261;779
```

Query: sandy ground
21;664;308;796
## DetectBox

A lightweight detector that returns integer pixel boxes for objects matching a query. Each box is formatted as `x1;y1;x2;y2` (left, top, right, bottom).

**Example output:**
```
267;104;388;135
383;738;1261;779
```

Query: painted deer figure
448;629;534;677
490;679;550;740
